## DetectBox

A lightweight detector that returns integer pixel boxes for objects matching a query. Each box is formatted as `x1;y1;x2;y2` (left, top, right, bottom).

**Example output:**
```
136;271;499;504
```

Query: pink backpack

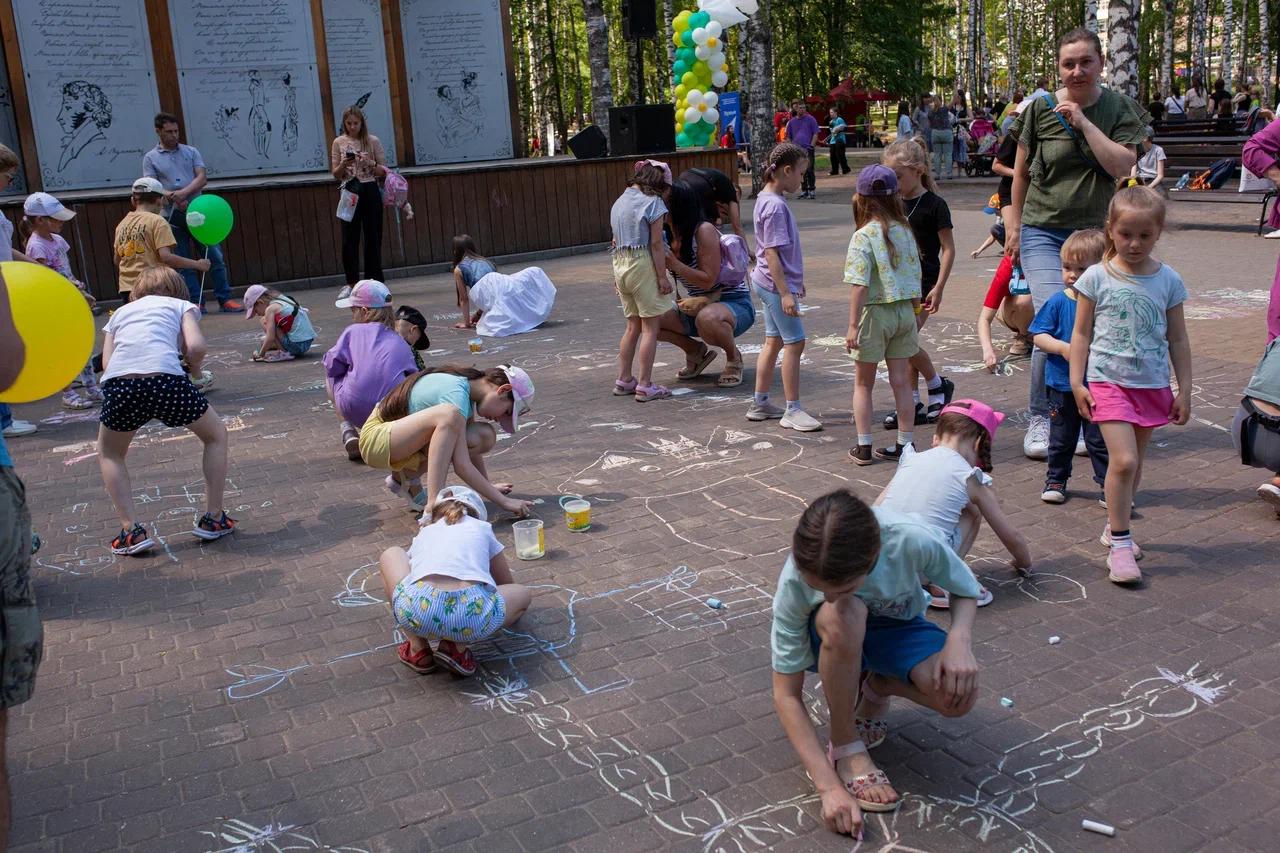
718;233;750;287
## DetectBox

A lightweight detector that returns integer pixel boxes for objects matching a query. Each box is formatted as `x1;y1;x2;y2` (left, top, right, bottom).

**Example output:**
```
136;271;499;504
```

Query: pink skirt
1090;382;1174;427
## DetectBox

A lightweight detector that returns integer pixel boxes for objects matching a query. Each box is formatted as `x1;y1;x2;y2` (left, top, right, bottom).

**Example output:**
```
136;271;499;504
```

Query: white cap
433;485;487;522
132;176;164;195
22;192;75;221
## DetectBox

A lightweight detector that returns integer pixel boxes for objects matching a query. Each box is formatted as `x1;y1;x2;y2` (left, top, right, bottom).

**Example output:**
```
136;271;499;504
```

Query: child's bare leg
97;425;139;529
618;316;641;384
497;584;532;626
885;357;915;442
852;362;877;436
779;339;805;402
636;315;662;386
379;547;428;653
1100;422;1143;532
754;336;784;394
868;654;979;719
187;409;228;517
815;596;898;806
466;422;512;493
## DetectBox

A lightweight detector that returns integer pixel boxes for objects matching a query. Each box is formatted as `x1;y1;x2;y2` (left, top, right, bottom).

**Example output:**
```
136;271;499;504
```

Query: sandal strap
848;769;892;793
856;717;888;738
827;739;868;764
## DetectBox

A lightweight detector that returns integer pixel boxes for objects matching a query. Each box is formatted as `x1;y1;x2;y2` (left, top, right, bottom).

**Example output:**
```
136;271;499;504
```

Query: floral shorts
392;579;505;645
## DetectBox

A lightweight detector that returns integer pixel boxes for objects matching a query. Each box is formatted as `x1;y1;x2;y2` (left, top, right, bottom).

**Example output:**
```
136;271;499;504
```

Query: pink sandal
827;741;900;812
613;377;638;396
634;382;672;402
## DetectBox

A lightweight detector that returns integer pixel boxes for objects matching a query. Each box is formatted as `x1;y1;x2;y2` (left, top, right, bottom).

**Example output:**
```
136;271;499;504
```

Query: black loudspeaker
567;124;609;159
621;0;658;39
609;104;676;156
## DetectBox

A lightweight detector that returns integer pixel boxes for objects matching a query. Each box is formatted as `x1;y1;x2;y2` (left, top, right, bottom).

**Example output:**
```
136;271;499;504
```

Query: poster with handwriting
321;0;396;166
168;0;327;177
12;0;160;190
0;39;25;196
400;0;513;164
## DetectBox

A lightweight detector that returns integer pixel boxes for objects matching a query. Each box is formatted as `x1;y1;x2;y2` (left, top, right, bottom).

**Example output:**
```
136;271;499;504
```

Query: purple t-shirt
786;114;820;149
323;323;418;427
750;191;804;297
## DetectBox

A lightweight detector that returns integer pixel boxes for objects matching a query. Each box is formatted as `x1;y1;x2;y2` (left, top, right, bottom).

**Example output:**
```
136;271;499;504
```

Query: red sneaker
110;523;155;556
193;511;237;541
433;639;477;676
397;641;436;674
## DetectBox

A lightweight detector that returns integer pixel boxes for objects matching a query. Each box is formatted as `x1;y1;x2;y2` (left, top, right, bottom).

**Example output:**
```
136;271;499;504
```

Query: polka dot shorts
100;374;209;433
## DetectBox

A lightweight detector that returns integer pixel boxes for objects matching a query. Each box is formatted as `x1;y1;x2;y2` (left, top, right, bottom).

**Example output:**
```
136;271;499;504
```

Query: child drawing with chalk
242;284;316;361
876;400;1032;608
394;305;431;371
379;485;531;676
771;489;982;840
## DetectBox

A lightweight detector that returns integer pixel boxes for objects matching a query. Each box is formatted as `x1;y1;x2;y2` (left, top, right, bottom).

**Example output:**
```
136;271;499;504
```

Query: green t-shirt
408;373;472;418
1245;338;1280;407
1013;89;1150;230
843;221;922;304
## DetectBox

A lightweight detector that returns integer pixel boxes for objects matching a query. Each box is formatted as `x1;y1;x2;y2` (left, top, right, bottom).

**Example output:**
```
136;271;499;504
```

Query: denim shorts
679;291;756;338
281;336;314;356
392;579;506;644
807;609;947;684
754;283;806;344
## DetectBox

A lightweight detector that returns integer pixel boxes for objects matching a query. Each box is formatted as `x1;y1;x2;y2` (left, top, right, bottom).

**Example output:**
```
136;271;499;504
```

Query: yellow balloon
0;262;95;403
672;31;684;47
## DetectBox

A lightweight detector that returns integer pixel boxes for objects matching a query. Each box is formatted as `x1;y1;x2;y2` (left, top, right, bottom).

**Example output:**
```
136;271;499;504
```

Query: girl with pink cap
876;399;1032;608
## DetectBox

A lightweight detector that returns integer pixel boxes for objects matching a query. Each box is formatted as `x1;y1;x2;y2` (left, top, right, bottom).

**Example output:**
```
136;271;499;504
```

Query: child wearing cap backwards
242;284;316;361
845;164;923;465
96;267;234;555
378;484;532;676
876;400;1032;608
394;305;431;371
113;177;210;303
323;279;418;461
771;488;983;840
21;191;101;409
359;365;536;517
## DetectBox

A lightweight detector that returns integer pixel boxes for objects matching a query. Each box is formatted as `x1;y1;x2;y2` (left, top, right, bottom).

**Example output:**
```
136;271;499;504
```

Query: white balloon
695;44;712;61
709;52;726;69
704;107;720;124
704;91;720;108
687;89;704;106
692;27;709;45
711;70;729;88
684;106;702;125
706;21;723;38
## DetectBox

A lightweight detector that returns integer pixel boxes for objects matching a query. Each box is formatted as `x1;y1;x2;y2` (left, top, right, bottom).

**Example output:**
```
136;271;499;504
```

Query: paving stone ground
7;174;1280;853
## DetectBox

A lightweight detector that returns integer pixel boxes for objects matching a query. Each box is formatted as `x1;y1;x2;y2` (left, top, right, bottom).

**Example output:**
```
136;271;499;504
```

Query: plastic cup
559;495;591;531
513;519;545;560
469;337;482;353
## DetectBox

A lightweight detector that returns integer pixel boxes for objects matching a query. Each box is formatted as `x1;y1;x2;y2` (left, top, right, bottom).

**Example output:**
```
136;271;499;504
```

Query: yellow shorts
856;301;920;364
358;407;424;473
613;249;673;318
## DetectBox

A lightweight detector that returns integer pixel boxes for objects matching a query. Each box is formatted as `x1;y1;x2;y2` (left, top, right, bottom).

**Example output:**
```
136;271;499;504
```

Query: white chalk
1049;636;1061;645
1000;697;1014;708
1081;819;1115;837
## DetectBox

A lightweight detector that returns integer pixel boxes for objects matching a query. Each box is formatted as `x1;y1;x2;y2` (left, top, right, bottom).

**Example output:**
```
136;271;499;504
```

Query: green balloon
673;60;689;77
185;194;234;246
681;71;697;87
681;30;694;47
678;47;696;64
677;132;691;148
690;11;710;28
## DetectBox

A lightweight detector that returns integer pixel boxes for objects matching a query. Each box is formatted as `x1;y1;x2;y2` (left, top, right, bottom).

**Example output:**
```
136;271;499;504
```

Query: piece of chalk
1081;819;1115;837
706;597;725;610
1049;636;1061;645
1000;697;1014;708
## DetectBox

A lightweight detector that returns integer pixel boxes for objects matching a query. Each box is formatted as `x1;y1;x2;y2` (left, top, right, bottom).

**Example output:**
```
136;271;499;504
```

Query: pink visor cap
940;399;1005;440
495;364;534;436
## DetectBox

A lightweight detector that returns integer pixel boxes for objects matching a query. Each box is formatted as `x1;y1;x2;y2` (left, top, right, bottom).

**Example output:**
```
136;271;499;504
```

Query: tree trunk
737;23;749;97
956;0;966;93
581;0;613;139
1107;0;1142;98
748;0;774;197
544;0;567;139
1222;0;1236;87
528;0;546;151
1192;0;1208;85
663;0;676;89
1162;0;1175;97
1264;0;1274;106
1085;0;1099;31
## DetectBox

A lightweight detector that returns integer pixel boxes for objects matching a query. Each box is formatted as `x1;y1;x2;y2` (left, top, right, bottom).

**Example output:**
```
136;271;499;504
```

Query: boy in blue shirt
1029;230;1109;504
771;490;981;840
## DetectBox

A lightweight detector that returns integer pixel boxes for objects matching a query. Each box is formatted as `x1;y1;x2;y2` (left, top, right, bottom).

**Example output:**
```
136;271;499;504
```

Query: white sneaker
1075;429;1088;456
1257;483;1280;510
190;370;215;390
1023;415;1049;460
2;420;37;437
1041;484;1067;504
1265;229;1280;239
337;284;353;300
746;401;785;421
780;408;823;432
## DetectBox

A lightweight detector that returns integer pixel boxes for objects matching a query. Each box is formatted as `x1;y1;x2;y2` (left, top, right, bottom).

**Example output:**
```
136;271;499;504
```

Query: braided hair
762;142;808;184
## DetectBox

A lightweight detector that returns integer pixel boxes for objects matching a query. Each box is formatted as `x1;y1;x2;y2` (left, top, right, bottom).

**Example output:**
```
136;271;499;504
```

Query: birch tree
1085;0;1099;31
1222;0;1235;88
1006;0;1022;96
1192;0;1208;85
748;0;774;196
1263;0;1273;106
1162;0;1176;97
1106;0;1141;98
581;0;612;139
663;0;676;88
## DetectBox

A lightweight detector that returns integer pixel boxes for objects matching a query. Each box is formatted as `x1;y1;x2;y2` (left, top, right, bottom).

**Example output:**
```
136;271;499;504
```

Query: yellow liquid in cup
564;500;591;531
469;339;482;353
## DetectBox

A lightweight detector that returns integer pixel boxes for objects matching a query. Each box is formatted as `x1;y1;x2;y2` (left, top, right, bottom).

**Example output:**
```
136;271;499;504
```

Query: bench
1155;125;1276;235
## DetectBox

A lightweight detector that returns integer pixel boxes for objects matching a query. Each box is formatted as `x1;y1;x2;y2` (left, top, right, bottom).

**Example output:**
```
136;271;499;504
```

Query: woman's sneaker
433;640;477;676
193;511;237;541
111;523;155;556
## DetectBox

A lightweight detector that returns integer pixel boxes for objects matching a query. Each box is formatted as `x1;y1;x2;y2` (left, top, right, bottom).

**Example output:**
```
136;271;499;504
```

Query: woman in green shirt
1003;27;1148;460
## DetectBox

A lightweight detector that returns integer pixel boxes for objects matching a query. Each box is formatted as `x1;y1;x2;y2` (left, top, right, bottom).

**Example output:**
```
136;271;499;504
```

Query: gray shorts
1233;402;1280;472
0;467;42;709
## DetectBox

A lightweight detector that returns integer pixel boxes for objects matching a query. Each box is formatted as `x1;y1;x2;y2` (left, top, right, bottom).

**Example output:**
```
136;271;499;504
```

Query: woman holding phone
331;106;388;300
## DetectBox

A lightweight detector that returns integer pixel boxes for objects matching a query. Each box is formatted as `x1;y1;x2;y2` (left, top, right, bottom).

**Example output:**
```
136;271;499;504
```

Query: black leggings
341;181;384;284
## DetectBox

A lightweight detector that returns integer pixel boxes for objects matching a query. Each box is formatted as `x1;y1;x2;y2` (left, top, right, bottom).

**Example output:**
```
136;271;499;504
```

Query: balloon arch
669;1;758;149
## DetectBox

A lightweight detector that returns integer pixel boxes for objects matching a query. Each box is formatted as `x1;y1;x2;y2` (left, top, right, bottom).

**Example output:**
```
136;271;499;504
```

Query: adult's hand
1053;100;1090;131
1004;229;1021;268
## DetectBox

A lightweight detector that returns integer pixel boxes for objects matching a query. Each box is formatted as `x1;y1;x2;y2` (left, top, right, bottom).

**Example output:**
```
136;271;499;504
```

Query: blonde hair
430;498;478;525
353;305;394;329
853;193;910;269
883;138;937;194
1061;228;1106;268
1103;187;1167;266
133;267;188;300
0;144;17;173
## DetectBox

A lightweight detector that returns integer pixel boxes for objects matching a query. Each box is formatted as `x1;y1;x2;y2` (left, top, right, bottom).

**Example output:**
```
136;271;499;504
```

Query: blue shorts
392;579;506;644
806;609;947;685
679;291;756;338
281;336;314;356
753;283;806;345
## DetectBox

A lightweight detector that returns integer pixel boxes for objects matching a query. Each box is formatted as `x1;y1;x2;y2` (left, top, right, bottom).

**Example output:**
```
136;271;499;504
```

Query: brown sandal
678;346;717;380
717;357;744;387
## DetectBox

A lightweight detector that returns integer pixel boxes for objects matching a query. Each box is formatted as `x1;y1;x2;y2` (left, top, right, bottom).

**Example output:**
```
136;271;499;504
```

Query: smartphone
345;150;356;160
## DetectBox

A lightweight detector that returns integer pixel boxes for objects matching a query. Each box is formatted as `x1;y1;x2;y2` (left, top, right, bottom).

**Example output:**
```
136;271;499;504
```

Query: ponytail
376;364;511;422
431;498;476;525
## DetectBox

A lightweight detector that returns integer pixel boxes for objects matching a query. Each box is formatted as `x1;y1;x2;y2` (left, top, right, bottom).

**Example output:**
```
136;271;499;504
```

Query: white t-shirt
101;295;197;382
0;215;13;262
1185;88;1208;110
1137;145;1167;180
878;445;992;545
407;514;505;587
1164;95;1185;115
